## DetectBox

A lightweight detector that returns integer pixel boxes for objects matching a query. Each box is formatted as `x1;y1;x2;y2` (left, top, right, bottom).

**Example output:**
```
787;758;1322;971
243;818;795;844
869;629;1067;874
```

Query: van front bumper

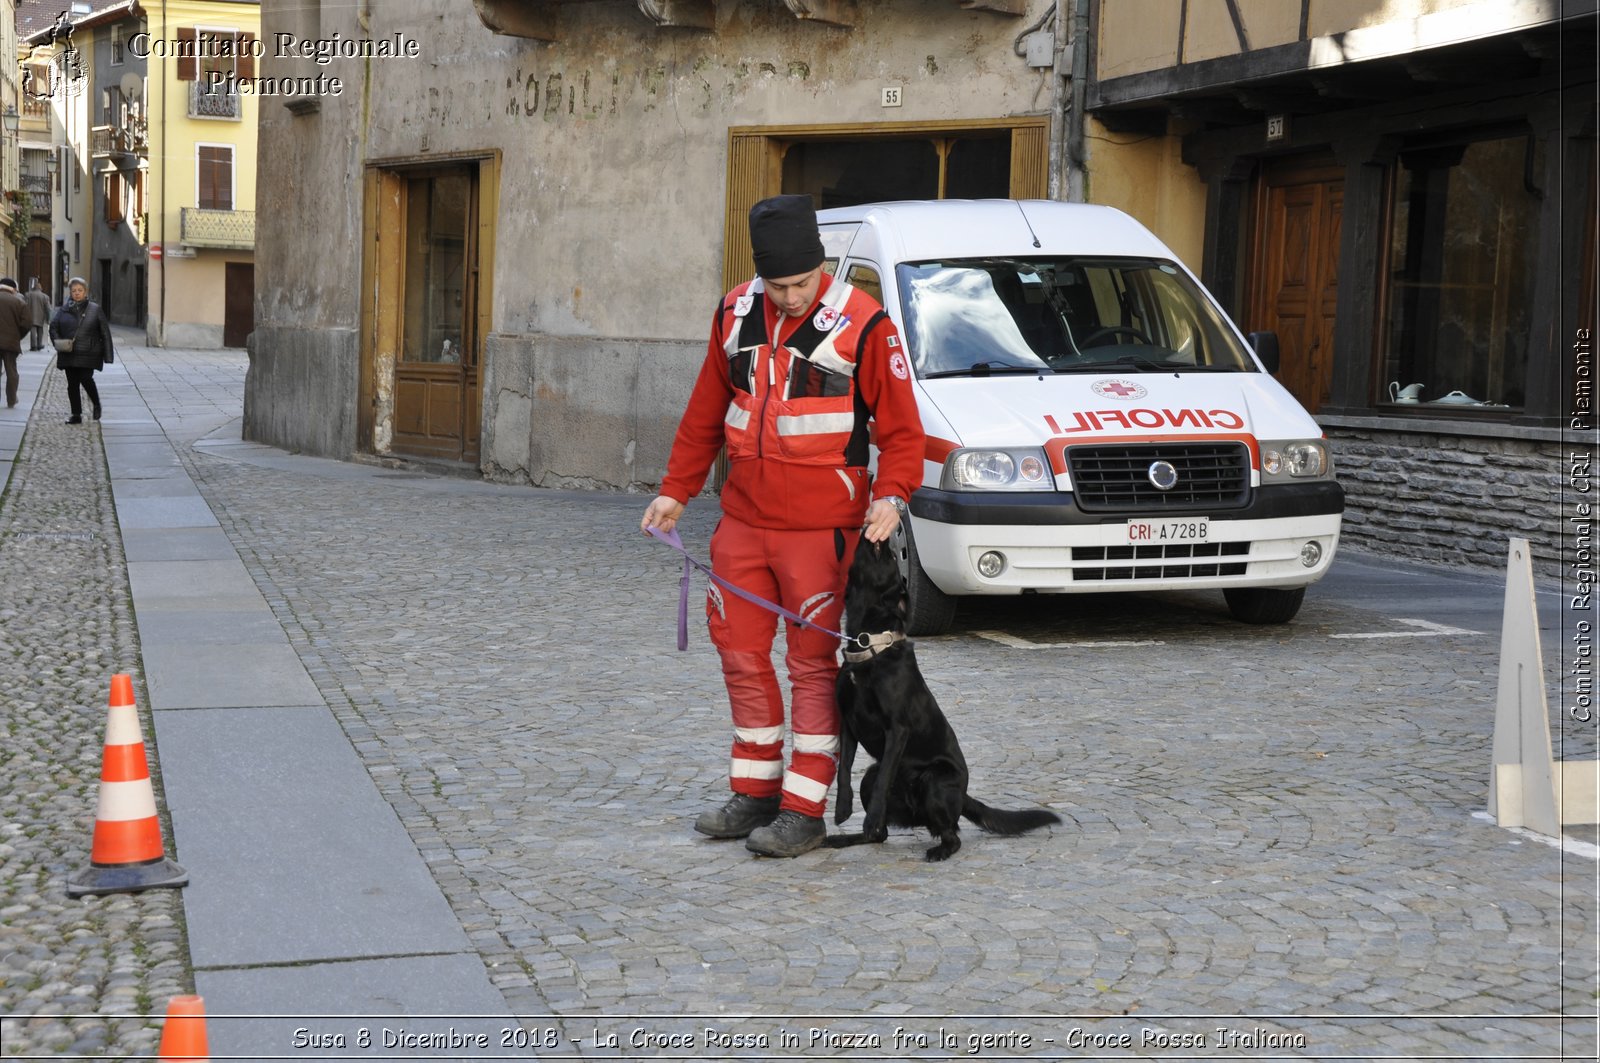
908;481;1344;595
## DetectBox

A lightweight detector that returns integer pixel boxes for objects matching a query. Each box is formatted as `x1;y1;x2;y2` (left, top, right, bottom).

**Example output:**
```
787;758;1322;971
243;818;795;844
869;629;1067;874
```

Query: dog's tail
962;797;1061;836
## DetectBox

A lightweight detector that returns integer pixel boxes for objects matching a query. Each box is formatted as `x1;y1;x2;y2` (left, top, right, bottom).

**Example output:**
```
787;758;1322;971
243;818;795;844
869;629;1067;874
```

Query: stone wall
480;333;704;492
1326;423;1571;580
243;325;360;459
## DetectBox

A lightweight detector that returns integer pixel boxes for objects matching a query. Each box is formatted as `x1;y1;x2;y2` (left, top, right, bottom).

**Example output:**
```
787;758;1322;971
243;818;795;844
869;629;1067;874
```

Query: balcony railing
91;120;148;159
20;177;51;218
189;82;239;120
180;207;254;249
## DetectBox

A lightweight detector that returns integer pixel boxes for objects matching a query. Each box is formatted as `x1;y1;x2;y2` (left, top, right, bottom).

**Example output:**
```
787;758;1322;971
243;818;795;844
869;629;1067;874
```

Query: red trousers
707;516;856;818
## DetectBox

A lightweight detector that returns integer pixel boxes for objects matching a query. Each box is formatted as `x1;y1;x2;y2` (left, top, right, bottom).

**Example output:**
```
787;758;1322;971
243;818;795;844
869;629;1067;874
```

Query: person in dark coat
25;278;51;350
50;276;114;424
0;278;32;408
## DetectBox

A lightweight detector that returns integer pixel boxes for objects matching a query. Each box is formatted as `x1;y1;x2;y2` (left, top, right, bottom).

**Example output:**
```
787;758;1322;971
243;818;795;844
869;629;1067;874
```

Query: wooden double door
1247;155;1344;414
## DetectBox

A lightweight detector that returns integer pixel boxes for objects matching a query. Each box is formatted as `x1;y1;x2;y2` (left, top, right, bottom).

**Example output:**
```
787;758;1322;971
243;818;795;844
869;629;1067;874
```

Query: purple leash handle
647;525;846;648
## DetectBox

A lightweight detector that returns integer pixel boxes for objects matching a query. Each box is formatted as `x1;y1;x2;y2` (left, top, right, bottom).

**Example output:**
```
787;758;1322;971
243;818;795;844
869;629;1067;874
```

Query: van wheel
890;520;957;636
1224;586;1306;625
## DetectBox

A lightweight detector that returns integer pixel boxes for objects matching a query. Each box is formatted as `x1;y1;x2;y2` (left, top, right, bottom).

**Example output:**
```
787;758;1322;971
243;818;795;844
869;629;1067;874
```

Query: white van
816;199;1344;635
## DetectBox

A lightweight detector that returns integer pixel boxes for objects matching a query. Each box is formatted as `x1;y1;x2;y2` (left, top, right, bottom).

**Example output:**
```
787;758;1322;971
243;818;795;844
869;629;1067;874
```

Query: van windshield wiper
922;361;1048;380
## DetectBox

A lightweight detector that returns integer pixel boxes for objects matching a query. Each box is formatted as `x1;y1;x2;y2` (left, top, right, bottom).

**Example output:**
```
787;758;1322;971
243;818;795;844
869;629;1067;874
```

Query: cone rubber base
66;856;189;898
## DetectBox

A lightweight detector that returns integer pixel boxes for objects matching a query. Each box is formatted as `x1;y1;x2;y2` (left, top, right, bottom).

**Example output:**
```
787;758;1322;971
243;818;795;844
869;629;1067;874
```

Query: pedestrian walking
25;278;51;351
50;277;113;424
640;194;925;858
0;277;34;409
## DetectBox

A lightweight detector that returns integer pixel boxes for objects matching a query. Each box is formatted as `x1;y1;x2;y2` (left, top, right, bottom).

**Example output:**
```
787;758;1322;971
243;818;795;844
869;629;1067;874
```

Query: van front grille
1069;442;1250;511
1072;541;1251;581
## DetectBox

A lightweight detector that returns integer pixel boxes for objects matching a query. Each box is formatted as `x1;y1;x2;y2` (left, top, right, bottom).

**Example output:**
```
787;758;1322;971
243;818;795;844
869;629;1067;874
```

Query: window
197;146;233;210
1379;133;1542;411
175;27;255;119
111;24;124;65
843;263;882;305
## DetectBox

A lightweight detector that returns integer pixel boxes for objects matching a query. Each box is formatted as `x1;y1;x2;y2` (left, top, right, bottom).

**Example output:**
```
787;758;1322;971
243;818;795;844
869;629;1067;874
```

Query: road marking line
1331;617;1482;639
1471;811;1600;860
972;630;1164;649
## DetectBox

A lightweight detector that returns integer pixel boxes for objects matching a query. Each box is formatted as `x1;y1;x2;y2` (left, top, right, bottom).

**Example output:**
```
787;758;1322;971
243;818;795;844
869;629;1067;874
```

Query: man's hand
862;497;902;543
641;495;685;535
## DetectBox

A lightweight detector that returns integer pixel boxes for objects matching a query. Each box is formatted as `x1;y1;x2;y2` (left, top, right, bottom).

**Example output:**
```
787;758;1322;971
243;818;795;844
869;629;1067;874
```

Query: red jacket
661;273;925;531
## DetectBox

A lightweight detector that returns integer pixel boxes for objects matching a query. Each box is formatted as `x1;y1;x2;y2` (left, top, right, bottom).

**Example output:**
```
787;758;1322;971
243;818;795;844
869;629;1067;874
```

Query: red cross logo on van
1092;379;1147;400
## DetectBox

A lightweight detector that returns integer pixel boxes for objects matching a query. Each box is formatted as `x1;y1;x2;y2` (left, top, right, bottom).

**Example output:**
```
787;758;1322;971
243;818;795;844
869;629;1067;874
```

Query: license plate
1126;517;1210;545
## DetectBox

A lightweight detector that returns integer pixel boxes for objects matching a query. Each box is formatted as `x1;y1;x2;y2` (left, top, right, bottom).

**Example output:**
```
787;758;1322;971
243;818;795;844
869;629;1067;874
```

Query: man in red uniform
641;194;925;857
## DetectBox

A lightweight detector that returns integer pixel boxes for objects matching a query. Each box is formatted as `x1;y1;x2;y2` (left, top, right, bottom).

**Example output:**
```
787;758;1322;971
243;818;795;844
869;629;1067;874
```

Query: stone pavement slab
121;525;238;563
196;955;522;1060
155;706;473;969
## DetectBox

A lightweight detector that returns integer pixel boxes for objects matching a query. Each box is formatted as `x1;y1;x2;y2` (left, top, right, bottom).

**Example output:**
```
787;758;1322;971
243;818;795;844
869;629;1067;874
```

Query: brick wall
1326;426;1571;580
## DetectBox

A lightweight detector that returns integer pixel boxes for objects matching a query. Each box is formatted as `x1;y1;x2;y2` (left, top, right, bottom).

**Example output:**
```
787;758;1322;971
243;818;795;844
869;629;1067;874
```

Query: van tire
1224;586;1306;625
892;520;957;636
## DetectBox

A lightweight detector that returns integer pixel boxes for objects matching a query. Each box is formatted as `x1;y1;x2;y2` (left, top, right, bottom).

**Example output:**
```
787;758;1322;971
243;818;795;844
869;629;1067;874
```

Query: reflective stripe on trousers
708;516;854;818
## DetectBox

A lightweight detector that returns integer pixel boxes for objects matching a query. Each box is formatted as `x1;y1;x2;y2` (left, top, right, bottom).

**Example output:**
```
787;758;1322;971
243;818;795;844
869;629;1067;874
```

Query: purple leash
647;526;847;649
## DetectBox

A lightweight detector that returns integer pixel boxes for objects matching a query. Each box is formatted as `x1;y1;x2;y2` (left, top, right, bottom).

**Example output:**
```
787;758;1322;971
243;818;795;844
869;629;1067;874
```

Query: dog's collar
841;630;906;663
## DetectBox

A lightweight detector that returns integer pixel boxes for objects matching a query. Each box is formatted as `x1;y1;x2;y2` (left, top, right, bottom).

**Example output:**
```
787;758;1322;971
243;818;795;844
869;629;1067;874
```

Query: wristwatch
875;495;906;510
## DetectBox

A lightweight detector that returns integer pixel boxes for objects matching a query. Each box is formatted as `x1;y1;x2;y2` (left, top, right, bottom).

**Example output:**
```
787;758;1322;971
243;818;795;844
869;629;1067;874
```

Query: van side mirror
1248;331;1280;374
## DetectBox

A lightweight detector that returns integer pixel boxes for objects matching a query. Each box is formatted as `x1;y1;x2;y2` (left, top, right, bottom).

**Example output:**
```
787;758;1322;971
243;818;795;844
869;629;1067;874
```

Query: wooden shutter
722;133;778;292
175;27;197;80
238;34;255;78
105;173;123;224
1009;121;1048;199
198;146;233;210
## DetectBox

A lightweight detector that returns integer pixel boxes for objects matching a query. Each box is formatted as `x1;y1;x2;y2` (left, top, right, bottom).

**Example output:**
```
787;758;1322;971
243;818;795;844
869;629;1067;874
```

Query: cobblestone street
0;340;1595;1060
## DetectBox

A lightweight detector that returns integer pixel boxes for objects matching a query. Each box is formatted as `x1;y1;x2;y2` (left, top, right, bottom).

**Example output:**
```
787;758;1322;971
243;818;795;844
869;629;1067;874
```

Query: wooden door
223;262;253;347
1247;156;1343;413
392;166;480;463
22;237;51;298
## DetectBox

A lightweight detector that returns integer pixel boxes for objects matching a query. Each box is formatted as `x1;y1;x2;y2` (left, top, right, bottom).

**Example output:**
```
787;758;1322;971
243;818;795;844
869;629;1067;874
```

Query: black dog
826;534;1061;861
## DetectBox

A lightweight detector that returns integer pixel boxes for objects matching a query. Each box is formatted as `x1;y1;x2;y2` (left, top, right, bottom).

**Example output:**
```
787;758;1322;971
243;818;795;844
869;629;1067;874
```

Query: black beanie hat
749;195;824;280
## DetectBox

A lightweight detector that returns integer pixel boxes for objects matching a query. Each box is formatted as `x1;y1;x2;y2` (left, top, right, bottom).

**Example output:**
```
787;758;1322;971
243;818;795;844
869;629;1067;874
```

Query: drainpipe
1047;2;1067;200
1065;0;1090;202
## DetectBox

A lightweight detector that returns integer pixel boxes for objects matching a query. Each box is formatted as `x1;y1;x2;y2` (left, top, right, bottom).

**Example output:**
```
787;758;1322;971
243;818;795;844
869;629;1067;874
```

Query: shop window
780;134;1011;208
1379;134;1542;411
724;118;1047;292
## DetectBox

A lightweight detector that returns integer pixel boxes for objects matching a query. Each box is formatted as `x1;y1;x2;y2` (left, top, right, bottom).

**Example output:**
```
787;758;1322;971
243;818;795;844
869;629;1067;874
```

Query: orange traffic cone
66;674;188;897
157;995;209;1061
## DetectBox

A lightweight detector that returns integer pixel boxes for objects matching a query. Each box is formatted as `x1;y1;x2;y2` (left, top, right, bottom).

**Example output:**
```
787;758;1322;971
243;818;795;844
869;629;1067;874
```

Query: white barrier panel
1488;537;1599;835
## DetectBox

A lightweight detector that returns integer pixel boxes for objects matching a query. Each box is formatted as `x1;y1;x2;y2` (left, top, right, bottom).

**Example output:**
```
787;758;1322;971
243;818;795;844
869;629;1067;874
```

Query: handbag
53;336;72;353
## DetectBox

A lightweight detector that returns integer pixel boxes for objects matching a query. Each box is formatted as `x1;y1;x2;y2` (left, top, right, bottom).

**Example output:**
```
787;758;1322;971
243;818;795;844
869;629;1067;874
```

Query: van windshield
895;258;1257;379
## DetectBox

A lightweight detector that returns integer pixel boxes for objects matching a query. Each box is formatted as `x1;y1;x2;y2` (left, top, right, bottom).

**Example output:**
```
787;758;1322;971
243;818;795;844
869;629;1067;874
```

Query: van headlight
942;447;1054;491
1260;440;1333;482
